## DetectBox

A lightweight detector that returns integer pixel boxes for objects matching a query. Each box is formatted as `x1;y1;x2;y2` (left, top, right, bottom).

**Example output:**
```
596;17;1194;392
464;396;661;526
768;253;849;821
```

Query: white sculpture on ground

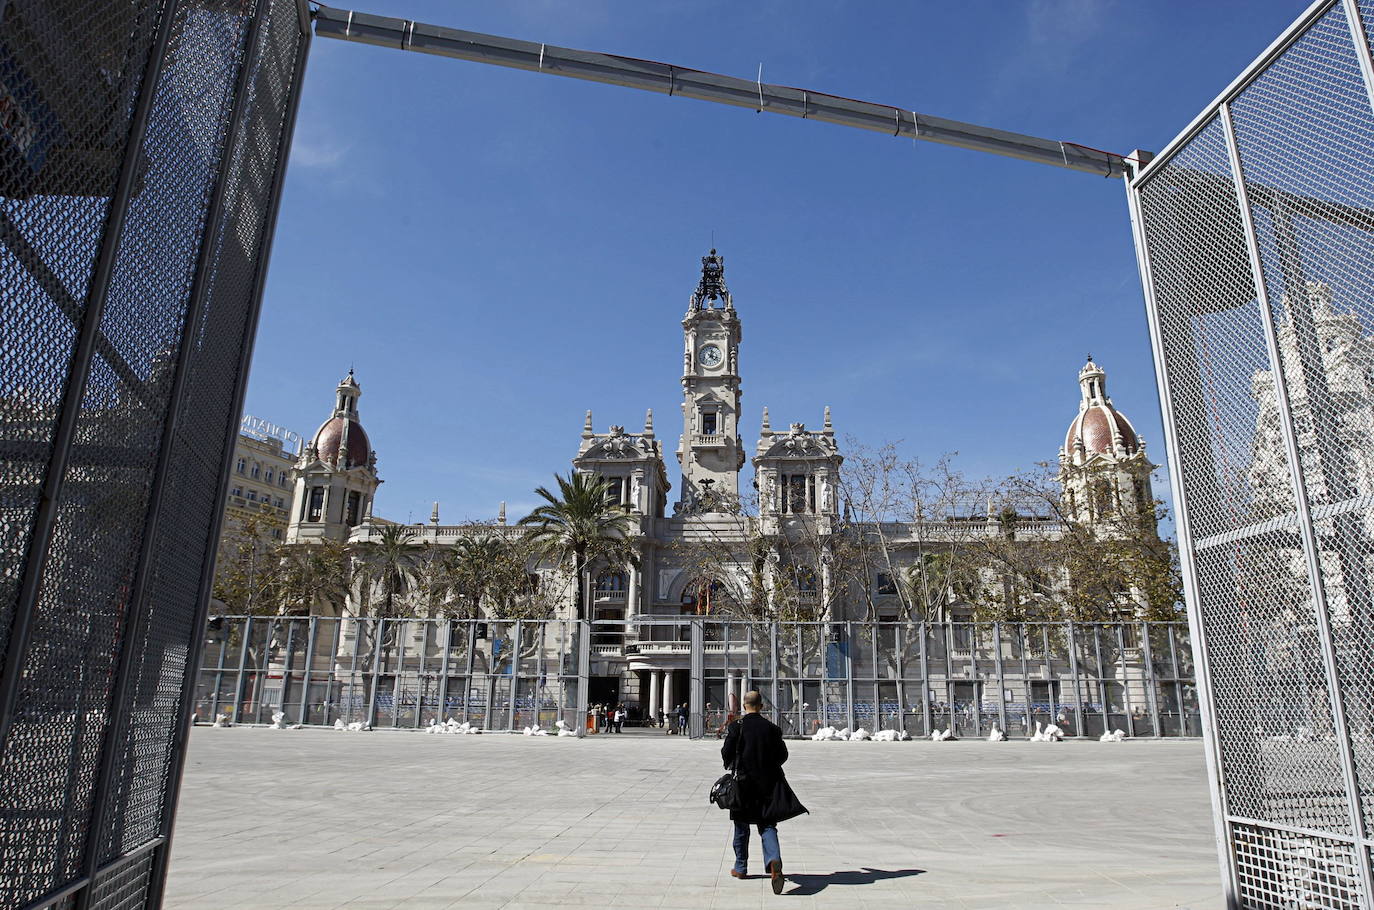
212;713;228;728
1030;722;1047;742
811;726;841;741
987;724;1006;742
269;711;286;730
1099;729;1126;742
930;728;955;741
849;727;872;741
870;729;909;742
1043;724;1064;742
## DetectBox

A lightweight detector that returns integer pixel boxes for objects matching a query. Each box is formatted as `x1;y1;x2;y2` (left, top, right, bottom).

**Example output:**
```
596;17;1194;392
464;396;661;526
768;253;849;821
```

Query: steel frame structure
6;0;1374;906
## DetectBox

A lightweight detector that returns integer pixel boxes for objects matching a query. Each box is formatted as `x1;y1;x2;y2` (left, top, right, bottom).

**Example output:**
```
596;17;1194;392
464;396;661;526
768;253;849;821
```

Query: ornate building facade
281;251;1158;716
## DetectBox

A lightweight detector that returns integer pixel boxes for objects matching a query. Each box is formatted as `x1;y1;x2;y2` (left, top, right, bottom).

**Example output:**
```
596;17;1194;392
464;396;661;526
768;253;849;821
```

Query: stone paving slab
165;728;1223;909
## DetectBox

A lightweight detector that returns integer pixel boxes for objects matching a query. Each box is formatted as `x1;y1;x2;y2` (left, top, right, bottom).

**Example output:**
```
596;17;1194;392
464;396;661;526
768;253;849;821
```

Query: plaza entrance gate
4;0;1374;907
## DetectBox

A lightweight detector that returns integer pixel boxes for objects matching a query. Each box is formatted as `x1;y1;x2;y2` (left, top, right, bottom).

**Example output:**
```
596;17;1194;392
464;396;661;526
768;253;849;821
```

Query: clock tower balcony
694;434;726;447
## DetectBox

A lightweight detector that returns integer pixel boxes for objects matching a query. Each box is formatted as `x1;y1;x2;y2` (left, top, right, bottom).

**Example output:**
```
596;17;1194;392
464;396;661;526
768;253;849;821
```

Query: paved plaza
166;728;1222;909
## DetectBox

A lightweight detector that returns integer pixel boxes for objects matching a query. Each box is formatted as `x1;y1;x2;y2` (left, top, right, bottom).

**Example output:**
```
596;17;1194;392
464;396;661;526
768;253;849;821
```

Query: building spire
643;408;655;438
689;248;730;311
497;501;507;525
430;501;439;525
822;406;833;436
582;409;594;439
760;406;772;437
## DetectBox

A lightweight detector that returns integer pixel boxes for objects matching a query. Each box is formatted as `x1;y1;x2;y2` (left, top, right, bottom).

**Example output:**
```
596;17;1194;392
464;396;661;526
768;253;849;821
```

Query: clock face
699;344;723;368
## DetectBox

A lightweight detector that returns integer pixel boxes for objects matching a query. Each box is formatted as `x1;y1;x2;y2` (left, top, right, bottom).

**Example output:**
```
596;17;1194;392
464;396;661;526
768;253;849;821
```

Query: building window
236;458;246;474
231;486;242;498
783;474;810;514
875;572;897;595
606;476;624;506
265;469;274;484
250;463;260;479
280;474;290;487
246;490;257;502
274;497;284;509
595;571;626;592
701;411;717;435
272;528;282;539
345;491;362;526
794;567;818;593
307;487;324;522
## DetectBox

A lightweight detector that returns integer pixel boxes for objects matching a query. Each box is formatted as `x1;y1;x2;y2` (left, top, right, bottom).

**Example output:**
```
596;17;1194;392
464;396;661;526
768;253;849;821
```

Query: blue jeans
732;821;780;874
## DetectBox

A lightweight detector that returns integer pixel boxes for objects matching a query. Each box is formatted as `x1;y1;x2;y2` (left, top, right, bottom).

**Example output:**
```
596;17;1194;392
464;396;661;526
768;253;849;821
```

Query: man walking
721;690;807;894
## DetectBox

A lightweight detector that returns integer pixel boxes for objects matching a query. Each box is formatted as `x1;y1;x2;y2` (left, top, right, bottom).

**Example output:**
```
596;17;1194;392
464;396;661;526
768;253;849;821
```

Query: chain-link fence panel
1129;0;1374;902
0;1;309;906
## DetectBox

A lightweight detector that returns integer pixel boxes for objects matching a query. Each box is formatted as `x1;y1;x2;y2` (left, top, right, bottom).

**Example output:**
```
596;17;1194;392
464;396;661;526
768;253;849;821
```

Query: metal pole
1115;623;1135;739
390;620;407;728
770;622;780;730
919;622;931;737
1125;155;1237;900
508;620;522;732
993;621;1008;736
1091;624;1108;736
437;619;452;724
280;621;297;721
1140;622;1162;738
232;618;253;725
575;619;590;738
690;619;704;739
464;621;477;725
969;622;980;738
1021;624;1033;739
844;622;855;733
944;622;955;734
209;621;229;721
367;619;384;728
326;617;343;726
298;617;317;726
1220;99;1374;898
313;8;1127;177
1066;622;1083;738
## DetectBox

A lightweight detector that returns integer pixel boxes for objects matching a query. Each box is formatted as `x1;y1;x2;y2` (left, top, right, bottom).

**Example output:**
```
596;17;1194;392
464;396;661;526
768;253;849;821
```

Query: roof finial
582;409;594;439
761;406;772;436
430;501;439;525
497;501;507;525
823;406;833;435
644;408;655;437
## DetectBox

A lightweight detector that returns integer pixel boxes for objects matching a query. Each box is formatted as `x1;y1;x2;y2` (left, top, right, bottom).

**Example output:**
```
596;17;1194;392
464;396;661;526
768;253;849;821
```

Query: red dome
1065;405;1139;457
313;416;371;468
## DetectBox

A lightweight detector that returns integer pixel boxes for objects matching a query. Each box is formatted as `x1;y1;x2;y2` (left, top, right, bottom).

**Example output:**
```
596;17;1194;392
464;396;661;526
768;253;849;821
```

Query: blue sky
245;0;1313;525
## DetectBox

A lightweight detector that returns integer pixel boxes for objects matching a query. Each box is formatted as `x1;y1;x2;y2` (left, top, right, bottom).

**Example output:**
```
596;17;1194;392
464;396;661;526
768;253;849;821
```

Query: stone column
627;564;639;619
649;670;661;723
663;670;675;719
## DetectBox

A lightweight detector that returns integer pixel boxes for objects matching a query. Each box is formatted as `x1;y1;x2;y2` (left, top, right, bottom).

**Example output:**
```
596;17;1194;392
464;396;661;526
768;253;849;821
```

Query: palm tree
519;473;639;620
275;539;354;617
354;524;421;619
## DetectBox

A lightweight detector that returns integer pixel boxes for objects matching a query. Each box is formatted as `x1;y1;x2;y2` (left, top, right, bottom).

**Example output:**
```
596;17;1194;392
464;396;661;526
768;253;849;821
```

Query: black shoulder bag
709;723;743;811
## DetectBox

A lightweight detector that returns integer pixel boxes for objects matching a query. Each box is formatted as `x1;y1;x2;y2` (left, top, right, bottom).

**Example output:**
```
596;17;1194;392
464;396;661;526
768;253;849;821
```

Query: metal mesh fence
0;1;309;907
1129;0;1374;903
197;617;1198;742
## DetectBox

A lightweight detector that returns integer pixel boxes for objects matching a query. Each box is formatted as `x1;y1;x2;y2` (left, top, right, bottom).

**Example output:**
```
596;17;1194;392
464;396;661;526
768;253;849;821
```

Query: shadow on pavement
784;867;926;895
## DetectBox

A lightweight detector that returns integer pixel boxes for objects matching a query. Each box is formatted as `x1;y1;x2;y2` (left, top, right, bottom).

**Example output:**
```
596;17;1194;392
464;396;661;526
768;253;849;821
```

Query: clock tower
676;249;745;513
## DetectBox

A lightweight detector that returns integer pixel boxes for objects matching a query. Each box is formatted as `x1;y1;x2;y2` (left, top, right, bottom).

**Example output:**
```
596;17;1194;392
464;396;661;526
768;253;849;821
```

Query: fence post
1066;621;1083;738
575;619;590;738
279;621;296;721
437;619;452;725
367;619;384;729
919;622;931;737
690;620;704;739
508;620;522;732
209;622;229;722
464;621;478;725
993;621;1008;737
325;618;343;726
1021;624;1033;739
1139;622;1162;738
232;618;254;726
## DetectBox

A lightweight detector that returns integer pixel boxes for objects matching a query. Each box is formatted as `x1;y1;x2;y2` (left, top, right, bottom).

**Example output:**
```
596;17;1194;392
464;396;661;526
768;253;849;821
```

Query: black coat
721;713;807;825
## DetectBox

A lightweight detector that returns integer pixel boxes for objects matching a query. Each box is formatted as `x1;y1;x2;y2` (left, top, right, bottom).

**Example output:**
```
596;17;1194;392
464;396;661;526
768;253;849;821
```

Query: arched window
235;458;246;474
681;578;727;614
250;462;260;479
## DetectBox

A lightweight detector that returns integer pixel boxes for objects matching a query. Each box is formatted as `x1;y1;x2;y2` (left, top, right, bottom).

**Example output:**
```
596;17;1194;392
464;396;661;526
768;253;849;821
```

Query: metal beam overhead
313;7;1128;179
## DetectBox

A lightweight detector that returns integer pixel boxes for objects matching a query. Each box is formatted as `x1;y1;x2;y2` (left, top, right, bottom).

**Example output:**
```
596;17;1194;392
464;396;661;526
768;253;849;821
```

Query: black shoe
769;860;784;894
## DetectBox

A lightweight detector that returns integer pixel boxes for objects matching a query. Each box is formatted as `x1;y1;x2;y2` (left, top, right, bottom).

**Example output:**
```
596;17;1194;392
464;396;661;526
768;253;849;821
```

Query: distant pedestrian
614;704;626;733
677;702;689;736
720;690;807;893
